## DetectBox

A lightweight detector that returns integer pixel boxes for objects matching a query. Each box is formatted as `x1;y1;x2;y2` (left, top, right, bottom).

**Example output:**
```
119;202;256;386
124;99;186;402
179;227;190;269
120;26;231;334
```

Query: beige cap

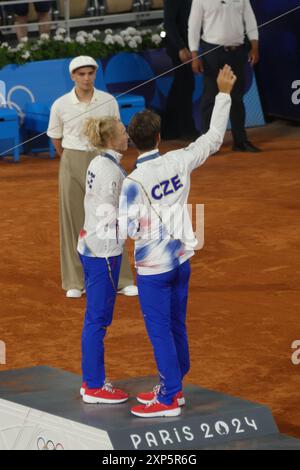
69;56;99;74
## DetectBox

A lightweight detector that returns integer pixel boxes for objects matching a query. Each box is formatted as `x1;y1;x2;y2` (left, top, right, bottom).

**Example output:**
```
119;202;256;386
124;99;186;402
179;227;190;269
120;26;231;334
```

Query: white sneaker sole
131;407;181;418
117;286;138;296
137;397;185;407
80;387;85;397
66;290;83;298
83;395;128;404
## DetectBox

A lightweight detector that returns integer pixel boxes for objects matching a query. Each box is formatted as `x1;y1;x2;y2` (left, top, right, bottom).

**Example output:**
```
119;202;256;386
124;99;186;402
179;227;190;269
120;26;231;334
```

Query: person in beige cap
47;56;137;298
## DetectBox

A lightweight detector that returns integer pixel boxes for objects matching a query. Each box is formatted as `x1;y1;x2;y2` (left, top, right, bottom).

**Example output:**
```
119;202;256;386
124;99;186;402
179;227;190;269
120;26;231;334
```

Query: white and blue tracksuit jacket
119;92;232;275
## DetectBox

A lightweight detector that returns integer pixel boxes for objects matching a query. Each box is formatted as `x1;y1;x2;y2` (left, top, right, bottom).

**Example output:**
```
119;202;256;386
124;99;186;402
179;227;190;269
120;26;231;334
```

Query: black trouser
201;40;249;145
12;2;51;16
162;48;196;139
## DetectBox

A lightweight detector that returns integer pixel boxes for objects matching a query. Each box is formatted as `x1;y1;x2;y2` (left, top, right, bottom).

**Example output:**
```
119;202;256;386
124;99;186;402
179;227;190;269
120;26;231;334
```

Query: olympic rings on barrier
0;92;6;107
5;85;36;124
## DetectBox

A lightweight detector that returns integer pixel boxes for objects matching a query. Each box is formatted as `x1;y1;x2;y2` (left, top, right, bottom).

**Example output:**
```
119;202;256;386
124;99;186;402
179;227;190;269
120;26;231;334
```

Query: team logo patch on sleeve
87;171;96;189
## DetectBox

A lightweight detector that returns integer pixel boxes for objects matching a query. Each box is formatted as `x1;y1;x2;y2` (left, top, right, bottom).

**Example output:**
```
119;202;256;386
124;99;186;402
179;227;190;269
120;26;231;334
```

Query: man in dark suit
189;0;261;153
162;0;198;140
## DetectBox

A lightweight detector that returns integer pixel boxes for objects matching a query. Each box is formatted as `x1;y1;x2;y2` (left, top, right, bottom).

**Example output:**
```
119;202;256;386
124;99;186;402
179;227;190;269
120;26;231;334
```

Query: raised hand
217;64;237;94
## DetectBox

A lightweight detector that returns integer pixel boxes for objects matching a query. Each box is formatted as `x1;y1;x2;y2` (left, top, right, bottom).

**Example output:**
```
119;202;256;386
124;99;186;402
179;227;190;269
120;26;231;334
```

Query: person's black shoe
162;134;181;141
161;130;181;140
180;129;199;141
232;141;261;153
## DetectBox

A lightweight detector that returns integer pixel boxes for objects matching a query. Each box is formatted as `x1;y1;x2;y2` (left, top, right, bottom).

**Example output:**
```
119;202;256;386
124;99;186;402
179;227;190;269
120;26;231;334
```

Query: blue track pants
137;260;191;405
80;254;122;389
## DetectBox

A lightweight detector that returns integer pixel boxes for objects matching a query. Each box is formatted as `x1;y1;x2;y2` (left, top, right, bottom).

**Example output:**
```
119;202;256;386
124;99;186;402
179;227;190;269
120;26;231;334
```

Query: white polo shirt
47;88;120;151
188;0;259;51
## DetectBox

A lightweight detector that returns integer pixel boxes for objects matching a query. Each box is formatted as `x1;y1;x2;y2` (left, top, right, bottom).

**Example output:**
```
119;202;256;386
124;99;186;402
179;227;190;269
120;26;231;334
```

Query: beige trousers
59;149;134;291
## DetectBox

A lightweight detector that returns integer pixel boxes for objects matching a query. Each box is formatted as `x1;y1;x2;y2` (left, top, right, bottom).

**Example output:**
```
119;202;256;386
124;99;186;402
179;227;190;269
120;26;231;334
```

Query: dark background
252;0;300;121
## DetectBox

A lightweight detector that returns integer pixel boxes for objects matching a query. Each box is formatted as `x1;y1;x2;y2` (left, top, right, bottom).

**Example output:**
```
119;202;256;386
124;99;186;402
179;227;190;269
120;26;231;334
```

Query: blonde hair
83;116;119;150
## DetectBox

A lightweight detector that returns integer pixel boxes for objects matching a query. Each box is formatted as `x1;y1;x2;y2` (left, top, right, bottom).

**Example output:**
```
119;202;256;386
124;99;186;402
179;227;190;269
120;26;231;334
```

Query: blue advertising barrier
0;49;265;157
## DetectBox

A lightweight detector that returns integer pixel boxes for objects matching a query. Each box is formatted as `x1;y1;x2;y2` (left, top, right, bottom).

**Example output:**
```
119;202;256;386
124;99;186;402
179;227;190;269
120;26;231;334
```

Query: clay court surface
0;121;299;438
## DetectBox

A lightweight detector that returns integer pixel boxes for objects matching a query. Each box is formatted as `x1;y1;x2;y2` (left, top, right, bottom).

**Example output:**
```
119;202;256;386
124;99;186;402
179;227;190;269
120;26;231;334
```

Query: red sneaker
137;385;185;407
83;383;128;404
131;398;181;418
80;382;87;397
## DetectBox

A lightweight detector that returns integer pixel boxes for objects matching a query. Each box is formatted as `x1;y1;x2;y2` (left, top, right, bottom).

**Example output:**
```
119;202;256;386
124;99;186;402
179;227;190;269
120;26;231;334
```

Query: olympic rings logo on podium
37;437;64;450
